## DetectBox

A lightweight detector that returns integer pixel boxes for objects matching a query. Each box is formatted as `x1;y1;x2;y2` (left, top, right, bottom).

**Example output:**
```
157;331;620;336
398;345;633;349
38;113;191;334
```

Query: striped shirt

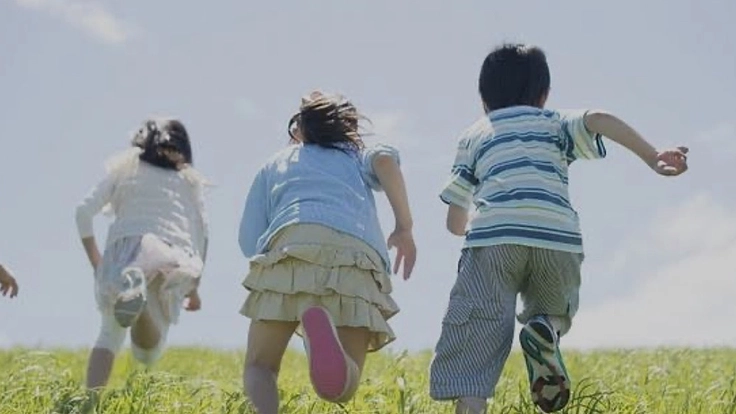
440;106;606;253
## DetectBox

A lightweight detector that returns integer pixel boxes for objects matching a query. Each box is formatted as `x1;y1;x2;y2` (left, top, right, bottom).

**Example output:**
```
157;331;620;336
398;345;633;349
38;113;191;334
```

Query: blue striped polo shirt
440;106;607;253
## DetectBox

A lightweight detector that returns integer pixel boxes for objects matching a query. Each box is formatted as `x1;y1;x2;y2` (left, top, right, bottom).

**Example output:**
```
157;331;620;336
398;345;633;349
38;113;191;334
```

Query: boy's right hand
0;267;19;298
651;146;689;176
387;228;416;280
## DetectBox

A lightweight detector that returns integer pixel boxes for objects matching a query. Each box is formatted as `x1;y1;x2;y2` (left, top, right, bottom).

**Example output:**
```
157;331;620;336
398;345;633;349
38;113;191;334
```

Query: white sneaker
113;267;147;328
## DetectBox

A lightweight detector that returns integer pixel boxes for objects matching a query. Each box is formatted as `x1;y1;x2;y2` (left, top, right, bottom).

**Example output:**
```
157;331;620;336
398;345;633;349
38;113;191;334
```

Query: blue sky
1;0;734;352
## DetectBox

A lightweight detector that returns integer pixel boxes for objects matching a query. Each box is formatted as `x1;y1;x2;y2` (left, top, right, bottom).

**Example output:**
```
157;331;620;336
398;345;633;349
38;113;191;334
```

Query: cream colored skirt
240;224;399;352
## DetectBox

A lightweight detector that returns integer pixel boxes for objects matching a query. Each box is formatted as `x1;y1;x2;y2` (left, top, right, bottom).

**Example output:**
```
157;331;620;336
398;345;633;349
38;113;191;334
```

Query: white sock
456;397;487;414
546;315;568;337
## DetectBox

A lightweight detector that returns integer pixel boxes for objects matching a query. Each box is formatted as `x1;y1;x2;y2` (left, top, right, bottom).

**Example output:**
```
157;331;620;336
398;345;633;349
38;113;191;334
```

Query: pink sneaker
301;306;349;400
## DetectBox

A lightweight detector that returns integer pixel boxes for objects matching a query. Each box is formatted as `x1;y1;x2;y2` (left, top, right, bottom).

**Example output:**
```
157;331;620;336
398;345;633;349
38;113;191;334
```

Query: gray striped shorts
429;244;583;400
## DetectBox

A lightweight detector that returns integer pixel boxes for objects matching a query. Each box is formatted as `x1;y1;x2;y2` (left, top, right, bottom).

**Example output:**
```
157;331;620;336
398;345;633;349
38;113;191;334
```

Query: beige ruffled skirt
240;224;399;351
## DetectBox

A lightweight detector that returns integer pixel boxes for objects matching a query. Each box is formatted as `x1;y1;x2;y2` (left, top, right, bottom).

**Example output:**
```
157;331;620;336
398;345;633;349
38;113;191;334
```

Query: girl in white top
75;118;210;389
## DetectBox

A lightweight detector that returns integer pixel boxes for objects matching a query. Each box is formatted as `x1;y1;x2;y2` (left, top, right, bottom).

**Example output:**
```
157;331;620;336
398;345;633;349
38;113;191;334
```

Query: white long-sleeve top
75;149;210;258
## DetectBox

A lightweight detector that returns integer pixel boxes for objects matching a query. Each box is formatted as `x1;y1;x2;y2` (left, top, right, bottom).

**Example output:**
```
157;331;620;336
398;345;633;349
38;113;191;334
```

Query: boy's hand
0;267;19;298
651;146;689;176
184;289;201;311
387;228;416;280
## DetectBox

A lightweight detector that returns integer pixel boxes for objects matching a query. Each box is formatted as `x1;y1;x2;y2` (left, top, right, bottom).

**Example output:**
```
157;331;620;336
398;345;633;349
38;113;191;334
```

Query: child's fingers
387;235;398;251
403;253;416;280
657;162;686;176
393;251;403;274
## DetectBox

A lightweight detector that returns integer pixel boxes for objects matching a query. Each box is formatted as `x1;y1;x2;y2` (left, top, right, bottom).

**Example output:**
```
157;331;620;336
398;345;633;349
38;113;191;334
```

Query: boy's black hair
478;43;551;111
132;119;193;170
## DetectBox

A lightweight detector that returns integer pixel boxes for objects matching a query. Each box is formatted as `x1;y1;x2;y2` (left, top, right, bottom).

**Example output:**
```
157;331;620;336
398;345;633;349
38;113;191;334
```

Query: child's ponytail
288;92;369;152
132;119;193;170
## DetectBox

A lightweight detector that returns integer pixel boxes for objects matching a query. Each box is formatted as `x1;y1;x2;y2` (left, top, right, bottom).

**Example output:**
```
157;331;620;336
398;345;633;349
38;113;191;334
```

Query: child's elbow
447;223;466;236
372;153;401;176
583;110;617;134
446;205;468;236
446;217;467;236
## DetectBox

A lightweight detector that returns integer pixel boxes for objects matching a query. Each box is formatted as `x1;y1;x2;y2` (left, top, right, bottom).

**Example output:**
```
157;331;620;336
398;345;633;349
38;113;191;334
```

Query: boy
429;43;688;414
0;263;19;298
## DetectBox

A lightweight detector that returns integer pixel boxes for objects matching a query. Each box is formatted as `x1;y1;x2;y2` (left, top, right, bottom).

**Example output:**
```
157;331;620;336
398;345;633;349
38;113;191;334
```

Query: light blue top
238;142;400;272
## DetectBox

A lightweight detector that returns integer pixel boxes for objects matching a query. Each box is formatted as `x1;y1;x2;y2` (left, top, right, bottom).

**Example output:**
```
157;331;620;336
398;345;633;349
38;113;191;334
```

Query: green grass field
1;348;735;413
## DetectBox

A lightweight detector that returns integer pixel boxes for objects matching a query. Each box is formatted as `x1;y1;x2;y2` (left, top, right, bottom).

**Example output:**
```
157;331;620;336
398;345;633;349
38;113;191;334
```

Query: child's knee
94;314;127;354
244;358;281;379
244;363;277;378
245;348;284;374
130;319;169;366
131;341;165;366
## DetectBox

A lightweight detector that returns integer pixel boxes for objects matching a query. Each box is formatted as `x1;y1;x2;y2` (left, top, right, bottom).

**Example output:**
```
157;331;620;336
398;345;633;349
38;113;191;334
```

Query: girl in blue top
239;91;416;413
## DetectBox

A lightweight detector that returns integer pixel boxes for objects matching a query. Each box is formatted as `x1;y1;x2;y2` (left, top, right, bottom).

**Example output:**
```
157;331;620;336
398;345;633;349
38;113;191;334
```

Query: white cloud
566;193;736;349
14;0;136;45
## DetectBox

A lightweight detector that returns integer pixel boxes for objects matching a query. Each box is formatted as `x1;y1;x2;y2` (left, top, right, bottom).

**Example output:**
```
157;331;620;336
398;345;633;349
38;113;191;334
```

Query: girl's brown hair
288;92;369;151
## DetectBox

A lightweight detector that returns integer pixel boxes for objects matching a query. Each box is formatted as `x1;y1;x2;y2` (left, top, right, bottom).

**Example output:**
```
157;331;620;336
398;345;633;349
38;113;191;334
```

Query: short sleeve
560;110;607;163
360;144;400;192
439;136;478;209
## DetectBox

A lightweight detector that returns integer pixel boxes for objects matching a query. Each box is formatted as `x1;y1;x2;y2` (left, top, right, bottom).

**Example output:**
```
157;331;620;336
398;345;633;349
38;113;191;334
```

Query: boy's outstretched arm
373;154;416;280
584;111;688;176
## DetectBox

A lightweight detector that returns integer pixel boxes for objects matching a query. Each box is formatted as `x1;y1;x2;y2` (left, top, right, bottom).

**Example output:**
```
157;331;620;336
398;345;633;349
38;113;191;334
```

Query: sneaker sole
519;322;571;413
301;307;348;400
113;268;146;328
